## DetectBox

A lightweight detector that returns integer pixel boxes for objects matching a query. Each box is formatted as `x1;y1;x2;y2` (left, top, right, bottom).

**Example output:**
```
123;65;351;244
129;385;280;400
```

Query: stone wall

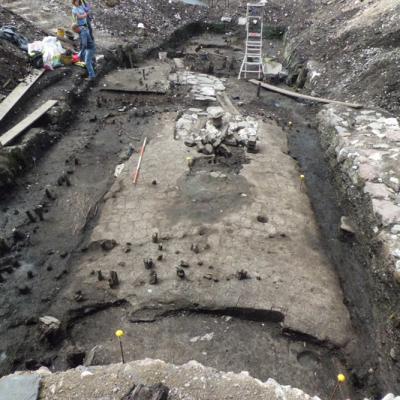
317;105;400;284
317;104;400;391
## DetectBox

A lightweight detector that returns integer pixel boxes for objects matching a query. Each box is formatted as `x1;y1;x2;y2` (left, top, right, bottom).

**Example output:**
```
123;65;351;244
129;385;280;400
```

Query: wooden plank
0;100;57;146
173;58;185;70
249;79;363;109
0;69;45;124
126;383;169;400
216;92;240;116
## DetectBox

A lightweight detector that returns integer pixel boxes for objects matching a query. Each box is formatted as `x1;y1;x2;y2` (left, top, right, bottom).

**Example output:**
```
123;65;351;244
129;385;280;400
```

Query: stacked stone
176;106;258;155
318;105;400;283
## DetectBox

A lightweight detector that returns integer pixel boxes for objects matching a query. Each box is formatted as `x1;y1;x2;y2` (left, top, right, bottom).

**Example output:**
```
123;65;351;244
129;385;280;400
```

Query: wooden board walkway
249;79;363;109
0;100;57;146
101;66;171;94
0;69;45;125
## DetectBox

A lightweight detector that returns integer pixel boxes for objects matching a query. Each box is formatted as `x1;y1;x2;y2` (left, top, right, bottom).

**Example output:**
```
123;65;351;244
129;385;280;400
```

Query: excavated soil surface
0;9;398;399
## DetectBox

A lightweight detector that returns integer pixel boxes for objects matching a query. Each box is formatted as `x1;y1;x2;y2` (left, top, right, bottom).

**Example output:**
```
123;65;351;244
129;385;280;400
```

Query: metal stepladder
238;2;265;79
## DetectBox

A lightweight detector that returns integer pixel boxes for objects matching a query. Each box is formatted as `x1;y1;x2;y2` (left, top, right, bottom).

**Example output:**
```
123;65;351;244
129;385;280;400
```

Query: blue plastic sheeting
179;0;207;6
0;374;41;400
0;26;29;51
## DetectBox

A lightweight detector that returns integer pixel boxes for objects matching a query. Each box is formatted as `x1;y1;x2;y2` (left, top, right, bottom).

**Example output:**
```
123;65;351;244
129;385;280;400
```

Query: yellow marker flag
115;329;125;338
337;374;346;383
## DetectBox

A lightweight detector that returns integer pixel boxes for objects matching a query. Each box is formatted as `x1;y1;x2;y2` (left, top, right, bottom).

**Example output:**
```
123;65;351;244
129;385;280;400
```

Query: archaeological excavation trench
1;1;400;399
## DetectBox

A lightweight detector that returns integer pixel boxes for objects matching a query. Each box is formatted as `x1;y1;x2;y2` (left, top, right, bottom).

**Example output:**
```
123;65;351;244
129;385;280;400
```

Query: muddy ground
0;35;377;400
0;2;400;400
0;6;44;96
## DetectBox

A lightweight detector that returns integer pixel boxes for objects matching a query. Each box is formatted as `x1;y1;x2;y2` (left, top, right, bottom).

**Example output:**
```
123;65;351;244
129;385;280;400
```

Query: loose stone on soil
101;239;117;251
39;316;62;344
340;216;355;234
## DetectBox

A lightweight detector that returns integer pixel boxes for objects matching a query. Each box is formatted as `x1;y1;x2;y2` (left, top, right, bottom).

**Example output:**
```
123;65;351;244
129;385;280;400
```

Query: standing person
72;24;96;80
72;0;95;65
81;0;94;40
71;0;88;28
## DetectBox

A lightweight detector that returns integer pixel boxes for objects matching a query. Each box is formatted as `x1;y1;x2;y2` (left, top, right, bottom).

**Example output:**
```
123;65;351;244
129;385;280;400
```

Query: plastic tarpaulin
28;36;65;69
0;25;28;51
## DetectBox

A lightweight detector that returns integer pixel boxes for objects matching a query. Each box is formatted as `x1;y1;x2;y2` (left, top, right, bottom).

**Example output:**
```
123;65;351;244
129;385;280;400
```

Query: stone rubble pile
176;105;258;154
1;357;400;400
317;105;400;283
0;359;326;400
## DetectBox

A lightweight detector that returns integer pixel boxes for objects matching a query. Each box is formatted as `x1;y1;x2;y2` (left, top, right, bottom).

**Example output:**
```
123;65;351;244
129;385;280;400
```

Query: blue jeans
84;47;96;79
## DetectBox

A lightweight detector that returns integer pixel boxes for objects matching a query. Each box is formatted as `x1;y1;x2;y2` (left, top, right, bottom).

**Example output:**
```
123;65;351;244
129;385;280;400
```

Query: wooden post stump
109;271;119;288
126;383;169;400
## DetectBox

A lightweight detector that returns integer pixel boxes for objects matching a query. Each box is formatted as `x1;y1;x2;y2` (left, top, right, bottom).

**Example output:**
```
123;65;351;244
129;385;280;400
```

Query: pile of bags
0;25;82;70
28;36;68;69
